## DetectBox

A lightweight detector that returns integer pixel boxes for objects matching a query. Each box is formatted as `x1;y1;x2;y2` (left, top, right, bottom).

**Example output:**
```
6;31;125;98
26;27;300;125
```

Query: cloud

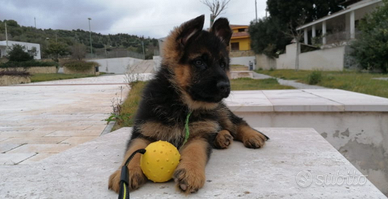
0;0;267;38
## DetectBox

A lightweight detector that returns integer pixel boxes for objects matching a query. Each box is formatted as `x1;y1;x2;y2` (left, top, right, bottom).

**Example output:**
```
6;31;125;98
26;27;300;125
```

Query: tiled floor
0;75;130;165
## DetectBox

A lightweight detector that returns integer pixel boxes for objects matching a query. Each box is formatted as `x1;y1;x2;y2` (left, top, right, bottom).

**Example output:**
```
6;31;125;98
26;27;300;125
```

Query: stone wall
0;66;57;74
0;75;31;86
230;50;255;57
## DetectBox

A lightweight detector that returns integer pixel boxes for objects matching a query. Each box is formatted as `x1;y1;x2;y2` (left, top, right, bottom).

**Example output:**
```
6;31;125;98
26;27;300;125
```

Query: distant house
229;25;251;51
0;40;41;60
274;0;383;71
297;0;382;46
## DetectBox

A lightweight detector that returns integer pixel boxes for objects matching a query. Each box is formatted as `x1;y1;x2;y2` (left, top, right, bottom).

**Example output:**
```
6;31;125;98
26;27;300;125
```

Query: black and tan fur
108;15;268;194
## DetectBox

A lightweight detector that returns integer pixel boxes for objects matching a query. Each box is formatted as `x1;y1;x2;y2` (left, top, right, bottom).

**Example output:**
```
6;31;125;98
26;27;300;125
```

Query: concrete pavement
0;127;385;198
0;75;130;165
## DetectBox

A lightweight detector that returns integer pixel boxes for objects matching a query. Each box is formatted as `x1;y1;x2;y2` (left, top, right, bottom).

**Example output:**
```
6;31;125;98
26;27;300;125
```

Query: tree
350;0;388;73
249;17;290;58
4;19;20;27
7;44;33;62
71;43;87;60
200;0;231;25
249;0;344;59
266;0;343;27
45;42;70;62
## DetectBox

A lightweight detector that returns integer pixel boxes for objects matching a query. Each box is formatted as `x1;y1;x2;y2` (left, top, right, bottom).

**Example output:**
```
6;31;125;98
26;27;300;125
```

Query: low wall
0;75;31;86
276;44;345;71
230;56;255;68
237;112;388;196
225;90;388;196
87;57;143;74
0;66;57;74
230;50;255;57
27;66;57;74
256;54;276;70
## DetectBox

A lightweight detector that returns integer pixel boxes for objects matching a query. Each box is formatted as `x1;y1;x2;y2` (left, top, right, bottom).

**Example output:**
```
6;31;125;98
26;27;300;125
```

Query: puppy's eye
220;62;226;69
194;59;206;69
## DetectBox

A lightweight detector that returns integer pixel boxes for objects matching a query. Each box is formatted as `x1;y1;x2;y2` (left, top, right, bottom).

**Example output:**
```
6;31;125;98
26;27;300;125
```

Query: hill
0;19;159;59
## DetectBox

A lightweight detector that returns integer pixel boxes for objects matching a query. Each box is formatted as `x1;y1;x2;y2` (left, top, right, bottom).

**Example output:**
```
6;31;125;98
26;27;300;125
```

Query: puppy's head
163;15;232;110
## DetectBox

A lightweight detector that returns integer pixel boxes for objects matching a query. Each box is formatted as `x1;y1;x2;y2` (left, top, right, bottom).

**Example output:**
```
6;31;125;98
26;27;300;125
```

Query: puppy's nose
217;81;230;97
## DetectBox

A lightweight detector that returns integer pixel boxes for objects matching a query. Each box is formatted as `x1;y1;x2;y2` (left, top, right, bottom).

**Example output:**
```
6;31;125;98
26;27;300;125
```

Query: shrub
0;60;58;68
350;0;388;73
307;70;322;85
7;44;33;62
63;60;99;72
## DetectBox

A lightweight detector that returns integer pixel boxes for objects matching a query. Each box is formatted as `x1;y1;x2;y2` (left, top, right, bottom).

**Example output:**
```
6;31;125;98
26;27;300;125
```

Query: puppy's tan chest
139;120;220;143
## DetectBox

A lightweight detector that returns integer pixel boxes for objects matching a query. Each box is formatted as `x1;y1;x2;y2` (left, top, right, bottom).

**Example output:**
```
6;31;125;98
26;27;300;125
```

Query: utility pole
141;40;145;59
34;17;36;28
5;22;8;51
136;39;145;59
88;18;93;56
255;0;258;22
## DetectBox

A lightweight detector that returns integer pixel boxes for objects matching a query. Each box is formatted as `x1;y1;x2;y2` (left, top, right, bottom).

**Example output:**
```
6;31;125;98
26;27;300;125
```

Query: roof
297;0;382;30
340;0;363;7
0;40;40;46
230;25;249;29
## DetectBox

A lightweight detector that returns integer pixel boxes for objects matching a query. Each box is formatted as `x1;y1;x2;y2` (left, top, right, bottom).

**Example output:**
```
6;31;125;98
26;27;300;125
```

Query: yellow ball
140;140;181;182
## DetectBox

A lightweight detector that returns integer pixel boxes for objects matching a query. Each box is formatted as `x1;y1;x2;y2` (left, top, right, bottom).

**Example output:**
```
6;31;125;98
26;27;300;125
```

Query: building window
231;42;239;51
238;28;245;32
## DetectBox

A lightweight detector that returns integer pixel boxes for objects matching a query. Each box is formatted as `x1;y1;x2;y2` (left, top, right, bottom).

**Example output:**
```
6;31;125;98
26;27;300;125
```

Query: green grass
30;73;97;82
257;69;388;98
109;81;147;130
231;78;294;90
110;78;293;129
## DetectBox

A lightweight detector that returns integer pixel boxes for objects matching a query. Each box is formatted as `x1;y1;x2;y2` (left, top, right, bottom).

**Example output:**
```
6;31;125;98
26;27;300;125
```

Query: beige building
0;40;41;60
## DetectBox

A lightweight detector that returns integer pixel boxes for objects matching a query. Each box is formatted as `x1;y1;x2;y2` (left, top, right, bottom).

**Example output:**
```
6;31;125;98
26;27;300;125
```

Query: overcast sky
0;0;267;39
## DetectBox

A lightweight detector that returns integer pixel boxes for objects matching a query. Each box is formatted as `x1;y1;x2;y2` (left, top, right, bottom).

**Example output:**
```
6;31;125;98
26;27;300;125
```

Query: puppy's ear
210;18;232;46
177;15;205;46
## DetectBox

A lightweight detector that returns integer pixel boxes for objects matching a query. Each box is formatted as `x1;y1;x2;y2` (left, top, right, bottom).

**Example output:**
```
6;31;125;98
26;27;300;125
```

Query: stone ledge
0;127;385;198
225;89;388;113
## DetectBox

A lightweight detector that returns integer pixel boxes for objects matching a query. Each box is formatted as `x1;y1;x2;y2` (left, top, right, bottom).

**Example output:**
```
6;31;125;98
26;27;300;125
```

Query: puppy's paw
108;166;147;193
214;130;233;149
173;164;205;194
242;130;267;149
108;169;121;193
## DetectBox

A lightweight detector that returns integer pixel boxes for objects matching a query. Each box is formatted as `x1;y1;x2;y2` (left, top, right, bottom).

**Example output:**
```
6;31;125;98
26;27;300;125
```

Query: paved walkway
0;75;130;165
129;60;156;73
252;72;326;89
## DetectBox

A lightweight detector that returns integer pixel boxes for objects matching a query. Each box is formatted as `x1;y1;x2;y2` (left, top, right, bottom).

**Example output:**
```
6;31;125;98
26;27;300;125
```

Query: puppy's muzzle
217;81;230;98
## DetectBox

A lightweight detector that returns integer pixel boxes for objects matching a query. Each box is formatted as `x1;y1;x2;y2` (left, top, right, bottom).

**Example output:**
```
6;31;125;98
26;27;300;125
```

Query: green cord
181;111;192;148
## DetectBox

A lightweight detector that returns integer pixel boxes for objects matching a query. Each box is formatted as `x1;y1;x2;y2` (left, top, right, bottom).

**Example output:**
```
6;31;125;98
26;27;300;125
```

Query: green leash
181;111;192;149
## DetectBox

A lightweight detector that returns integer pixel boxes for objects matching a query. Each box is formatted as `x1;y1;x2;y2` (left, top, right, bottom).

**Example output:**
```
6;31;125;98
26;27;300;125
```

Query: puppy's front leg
173;138;211;194
108;138;151;193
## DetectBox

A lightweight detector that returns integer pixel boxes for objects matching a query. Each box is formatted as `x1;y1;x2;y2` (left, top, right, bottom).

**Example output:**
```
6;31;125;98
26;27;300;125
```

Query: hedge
0;61;59;68
63;61;99;72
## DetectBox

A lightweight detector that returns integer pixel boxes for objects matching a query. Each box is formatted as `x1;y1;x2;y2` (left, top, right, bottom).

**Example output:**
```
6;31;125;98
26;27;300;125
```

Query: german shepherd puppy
108;15;268;194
